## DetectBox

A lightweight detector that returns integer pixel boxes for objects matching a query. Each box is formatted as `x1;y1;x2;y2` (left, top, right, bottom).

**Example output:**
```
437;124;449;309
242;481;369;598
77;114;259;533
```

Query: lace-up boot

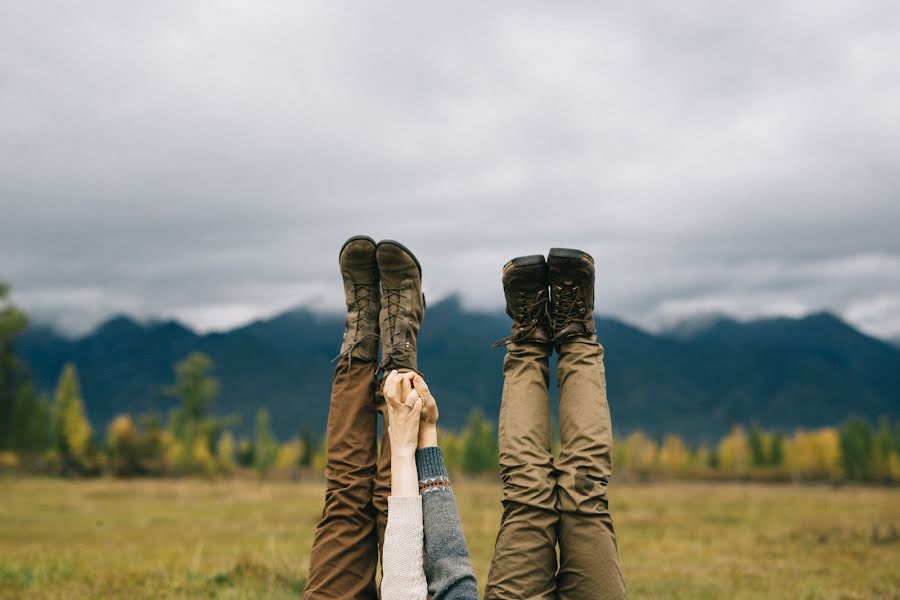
548;247;596;342
336;235;380;362
376;240;424;373
492;255;551;347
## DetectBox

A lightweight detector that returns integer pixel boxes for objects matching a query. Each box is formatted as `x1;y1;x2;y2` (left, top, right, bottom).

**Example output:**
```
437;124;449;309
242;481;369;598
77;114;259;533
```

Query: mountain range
16;297;900;442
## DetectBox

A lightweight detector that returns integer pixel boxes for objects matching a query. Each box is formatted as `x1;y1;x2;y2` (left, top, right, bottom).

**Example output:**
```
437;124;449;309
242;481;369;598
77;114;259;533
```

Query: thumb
410;396;423;418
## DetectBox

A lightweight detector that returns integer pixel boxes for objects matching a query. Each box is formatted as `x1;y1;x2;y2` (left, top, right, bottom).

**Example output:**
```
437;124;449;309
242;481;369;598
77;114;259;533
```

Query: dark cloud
2;1;899;337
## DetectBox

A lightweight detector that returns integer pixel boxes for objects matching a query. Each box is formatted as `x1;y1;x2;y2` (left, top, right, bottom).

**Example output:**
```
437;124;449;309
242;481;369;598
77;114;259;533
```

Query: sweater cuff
387;496;423;524
416;446;452;494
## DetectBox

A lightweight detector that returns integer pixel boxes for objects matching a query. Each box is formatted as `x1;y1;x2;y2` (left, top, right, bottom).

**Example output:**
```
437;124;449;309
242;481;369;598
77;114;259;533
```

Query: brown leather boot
548;247;596;342
336;235;380;362
492;254;552;347
376;240;424;373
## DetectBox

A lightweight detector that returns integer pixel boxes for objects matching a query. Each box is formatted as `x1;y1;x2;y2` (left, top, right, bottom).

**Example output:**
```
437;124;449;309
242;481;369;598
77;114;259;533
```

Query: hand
384;370;423;460
412;374;438;425
411;374;439;448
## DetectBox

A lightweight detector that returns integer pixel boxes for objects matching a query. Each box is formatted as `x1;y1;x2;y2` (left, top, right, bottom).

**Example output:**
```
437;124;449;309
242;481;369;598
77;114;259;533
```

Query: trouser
485;337;627;600
303;358;392;600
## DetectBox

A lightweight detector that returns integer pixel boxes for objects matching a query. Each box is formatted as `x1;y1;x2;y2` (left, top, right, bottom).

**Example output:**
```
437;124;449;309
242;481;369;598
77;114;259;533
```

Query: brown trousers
303;358;391;600
485;337;627;600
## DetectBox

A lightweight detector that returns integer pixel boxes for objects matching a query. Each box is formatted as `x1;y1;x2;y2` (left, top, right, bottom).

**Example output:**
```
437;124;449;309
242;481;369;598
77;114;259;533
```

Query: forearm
418;423;438;449
416;446;478;600
381;496;428;600
391;451;419;497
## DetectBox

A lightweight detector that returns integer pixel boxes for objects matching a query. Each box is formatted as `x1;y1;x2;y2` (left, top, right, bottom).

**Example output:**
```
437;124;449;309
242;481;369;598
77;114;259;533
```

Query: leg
372;386;391;552
485;342;559;600
304;359;380;600
372;239;425;556
555;337;626;600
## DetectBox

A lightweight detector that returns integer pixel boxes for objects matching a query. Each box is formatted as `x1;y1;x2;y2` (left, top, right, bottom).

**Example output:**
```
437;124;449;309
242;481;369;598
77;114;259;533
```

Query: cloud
2;1;899;337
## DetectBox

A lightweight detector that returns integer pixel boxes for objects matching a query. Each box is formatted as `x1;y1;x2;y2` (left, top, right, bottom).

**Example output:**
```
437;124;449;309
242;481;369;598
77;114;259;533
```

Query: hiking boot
376;240;425;374
548;247;596;342
492;255;552;348
336;235;380;362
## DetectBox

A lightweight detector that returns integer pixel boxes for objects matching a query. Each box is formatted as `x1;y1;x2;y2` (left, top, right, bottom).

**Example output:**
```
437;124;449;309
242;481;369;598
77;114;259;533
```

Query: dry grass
0;477;898;599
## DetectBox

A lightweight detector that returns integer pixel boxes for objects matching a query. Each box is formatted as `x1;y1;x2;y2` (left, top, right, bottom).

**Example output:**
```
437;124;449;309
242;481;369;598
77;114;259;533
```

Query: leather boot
548;247;596;342
336;235;380;362
492;254;552;347
376;240;424;374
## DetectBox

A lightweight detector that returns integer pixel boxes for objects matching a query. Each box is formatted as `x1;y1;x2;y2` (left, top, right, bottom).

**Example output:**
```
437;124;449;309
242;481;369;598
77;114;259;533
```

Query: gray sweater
416;447;479;600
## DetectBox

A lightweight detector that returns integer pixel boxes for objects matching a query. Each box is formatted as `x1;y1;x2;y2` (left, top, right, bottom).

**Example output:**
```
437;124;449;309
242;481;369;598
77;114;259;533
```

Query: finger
404;388;419;408
383;370;401;405
399;372;414;398
413;374;432;401
409;396;423;419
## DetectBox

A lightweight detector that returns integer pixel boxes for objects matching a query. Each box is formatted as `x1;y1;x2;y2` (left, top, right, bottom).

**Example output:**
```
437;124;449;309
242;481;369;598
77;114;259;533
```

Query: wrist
418;424;438;448
391;447;417;461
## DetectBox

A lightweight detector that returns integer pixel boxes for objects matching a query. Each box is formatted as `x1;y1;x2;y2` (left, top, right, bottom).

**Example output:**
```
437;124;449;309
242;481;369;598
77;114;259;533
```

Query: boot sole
376;239;422;277
339;235;377;261
548;247;593;264
508;254;546;268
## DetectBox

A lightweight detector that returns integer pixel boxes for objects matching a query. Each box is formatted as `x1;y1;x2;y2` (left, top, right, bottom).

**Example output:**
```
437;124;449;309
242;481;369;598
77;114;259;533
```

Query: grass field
1;477;898;599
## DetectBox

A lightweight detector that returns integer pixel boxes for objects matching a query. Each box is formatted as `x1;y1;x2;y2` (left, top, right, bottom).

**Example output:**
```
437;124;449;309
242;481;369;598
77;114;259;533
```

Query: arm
412;375;479;600
380;371;428;600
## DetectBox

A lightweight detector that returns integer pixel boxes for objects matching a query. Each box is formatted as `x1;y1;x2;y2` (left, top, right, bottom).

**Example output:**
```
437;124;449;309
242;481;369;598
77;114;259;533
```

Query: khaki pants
303;359;391;600
486;337;627;600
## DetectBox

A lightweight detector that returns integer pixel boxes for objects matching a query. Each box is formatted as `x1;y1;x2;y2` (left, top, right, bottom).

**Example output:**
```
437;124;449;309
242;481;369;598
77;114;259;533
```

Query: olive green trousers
485;337;627;600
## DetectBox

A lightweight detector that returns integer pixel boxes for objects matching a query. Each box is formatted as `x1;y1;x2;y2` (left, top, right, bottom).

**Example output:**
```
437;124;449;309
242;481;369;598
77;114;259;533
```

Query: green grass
0;477;898;598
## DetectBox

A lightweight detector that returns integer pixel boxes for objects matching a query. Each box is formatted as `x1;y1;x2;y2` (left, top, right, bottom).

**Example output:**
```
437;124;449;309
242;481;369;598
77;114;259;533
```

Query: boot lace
333;282;378;367
491;288;550;348
550;283;587;340
381;285;411;362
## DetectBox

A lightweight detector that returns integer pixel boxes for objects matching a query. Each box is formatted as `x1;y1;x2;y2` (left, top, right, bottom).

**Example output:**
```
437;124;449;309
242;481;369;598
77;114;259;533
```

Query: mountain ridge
16;299;900;443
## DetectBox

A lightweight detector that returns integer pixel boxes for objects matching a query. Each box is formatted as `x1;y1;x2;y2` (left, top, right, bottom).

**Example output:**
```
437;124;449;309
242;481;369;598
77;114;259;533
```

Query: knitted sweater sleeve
416;446;479;600
380;496;428;600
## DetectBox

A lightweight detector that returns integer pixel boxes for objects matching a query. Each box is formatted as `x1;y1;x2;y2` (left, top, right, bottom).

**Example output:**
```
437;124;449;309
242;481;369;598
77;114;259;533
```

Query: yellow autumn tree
785;427;841;479
106;414;138;476
191;434;216;476
691;444;713;475
53;363;95;474
658;434;691;476
275;438;303;471
718;425;750;475
623;431;658;477
216;431;236;472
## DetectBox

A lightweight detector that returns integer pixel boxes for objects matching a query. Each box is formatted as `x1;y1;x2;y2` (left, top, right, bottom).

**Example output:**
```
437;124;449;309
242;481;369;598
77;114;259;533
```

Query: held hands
383;370;440;451
384;370;423;459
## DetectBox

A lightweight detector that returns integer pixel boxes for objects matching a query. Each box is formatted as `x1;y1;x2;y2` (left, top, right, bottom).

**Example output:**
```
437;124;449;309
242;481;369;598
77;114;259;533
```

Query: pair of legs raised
486;250;627;600
304;237;424;600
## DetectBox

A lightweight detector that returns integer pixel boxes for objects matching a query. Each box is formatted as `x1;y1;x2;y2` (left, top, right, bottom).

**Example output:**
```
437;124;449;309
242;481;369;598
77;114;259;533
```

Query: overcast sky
2;1;899;339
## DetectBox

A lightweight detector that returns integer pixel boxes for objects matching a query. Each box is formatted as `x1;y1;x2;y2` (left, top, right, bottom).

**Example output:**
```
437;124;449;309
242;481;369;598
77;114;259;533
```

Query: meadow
1;477;898;599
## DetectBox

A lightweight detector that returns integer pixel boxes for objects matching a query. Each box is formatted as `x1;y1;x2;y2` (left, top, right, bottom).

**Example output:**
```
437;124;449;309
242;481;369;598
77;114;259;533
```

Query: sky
2;1;899;339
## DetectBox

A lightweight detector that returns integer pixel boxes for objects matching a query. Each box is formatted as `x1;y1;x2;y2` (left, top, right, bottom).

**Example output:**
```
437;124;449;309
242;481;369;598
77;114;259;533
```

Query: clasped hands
384;370;439;459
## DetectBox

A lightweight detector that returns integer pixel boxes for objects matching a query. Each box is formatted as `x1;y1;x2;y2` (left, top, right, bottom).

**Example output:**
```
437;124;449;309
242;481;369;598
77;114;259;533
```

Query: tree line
2;281;898;482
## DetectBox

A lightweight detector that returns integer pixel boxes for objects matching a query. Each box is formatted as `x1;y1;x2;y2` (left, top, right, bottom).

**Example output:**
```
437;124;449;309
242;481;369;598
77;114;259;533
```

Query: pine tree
254;409;278;476
461;410;499;474
839;417;874;481
769;432;785;466
0;282;29;450
873;415;894;481
748;424;767;467
11;383;53;453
